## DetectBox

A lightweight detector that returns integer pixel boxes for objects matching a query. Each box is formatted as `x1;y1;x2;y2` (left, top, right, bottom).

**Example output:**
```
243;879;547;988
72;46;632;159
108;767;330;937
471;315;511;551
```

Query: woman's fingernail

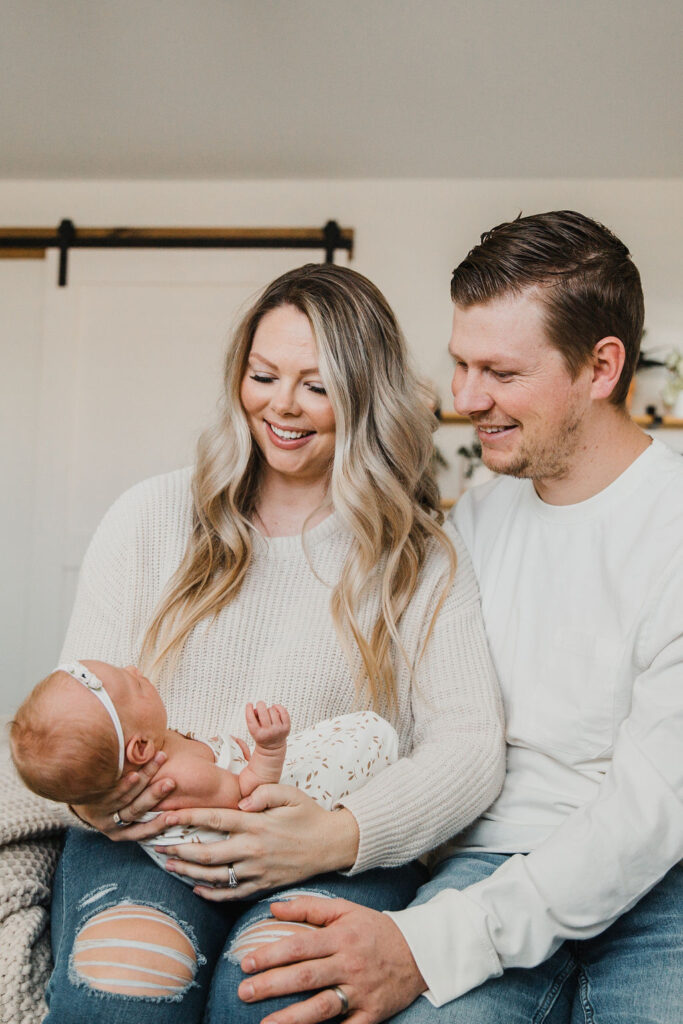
155;752;167;765
165;860;176;871
162;781;174;793
240;981;255;1000
242;956;255;973
238;798;252;810
165;814;179;826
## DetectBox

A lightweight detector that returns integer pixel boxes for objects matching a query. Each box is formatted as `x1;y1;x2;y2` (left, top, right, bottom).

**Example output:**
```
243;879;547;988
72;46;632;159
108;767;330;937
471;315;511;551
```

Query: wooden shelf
0;249;45;259
437;412;470;424
633;415;683;428
437;411;683;429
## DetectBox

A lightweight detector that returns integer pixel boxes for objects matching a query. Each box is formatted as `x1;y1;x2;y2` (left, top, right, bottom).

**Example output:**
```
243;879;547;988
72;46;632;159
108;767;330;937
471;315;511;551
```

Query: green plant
661;349;683;408
457;439;483;479
431;443;449;471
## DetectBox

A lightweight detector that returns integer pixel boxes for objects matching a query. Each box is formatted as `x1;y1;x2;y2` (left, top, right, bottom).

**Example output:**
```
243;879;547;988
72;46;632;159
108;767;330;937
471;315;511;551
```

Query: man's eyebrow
450;350;521;368
486;357;523;369
247;351;320;375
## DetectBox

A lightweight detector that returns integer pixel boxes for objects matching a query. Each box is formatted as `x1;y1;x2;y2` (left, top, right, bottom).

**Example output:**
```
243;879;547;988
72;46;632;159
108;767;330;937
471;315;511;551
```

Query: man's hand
237;895;427;1024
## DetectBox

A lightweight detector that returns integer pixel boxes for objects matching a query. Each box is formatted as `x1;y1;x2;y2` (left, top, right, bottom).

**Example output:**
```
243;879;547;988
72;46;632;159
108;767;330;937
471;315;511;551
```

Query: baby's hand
245;701;290;750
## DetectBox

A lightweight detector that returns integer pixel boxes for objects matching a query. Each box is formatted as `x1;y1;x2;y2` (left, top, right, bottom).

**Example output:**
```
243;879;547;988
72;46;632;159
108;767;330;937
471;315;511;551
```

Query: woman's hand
157;784;360;899
71;751;179;842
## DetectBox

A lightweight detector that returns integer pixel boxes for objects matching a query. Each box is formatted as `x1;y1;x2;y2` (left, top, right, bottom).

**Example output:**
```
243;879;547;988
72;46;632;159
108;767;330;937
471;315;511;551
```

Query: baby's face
82;660;167;741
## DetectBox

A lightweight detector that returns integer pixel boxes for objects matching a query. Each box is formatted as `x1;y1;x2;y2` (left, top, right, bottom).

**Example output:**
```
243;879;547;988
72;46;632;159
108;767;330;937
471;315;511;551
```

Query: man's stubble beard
481;405;584;482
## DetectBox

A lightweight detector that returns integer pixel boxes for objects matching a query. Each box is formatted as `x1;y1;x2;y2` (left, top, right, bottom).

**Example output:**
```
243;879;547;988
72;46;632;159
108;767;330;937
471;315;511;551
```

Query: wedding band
227;865;239;888
331;985;349;1016
112;810;128;828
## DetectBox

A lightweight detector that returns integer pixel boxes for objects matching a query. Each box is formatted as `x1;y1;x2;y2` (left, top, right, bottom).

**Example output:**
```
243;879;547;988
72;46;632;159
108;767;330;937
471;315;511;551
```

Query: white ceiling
1;0;681;180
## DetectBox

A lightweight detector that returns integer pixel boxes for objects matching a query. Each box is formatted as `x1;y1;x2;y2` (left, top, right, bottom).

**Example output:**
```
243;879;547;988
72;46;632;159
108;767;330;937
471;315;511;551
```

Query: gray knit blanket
0;763;71;1024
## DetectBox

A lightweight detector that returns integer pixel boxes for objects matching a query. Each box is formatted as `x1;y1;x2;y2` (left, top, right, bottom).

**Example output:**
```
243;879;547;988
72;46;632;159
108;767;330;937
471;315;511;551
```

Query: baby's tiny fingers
273;705;289;728
260;708;274;728
254;701;271;727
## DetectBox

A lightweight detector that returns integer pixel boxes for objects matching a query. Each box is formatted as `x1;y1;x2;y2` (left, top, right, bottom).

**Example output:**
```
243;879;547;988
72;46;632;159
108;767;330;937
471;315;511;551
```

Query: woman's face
240;304;336;487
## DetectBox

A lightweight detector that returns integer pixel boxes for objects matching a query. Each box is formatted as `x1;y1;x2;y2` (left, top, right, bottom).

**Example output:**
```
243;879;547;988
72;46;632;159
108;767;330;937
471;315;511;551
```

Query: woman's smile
240;304;336;484
265;419;316;447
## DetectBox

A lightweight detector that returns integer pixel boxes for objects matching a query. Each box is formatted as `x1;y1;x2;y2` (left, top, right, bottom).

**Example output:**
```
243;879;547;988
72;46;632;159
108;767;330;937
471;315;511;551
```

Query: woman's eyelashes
249;373;327;396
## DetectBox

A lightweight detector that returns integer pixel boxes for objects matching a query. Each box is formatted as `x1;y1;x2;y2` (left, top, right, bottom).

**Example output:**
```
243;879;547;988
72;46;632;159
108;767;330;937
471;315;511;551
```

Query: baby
10;659;398;882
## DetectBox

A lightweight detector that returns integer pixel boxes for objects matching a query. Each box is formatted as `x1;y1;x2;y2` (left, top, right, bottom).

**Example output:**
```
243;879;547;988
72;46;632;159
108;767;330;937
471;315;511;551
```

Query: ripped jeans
46;827;426;1023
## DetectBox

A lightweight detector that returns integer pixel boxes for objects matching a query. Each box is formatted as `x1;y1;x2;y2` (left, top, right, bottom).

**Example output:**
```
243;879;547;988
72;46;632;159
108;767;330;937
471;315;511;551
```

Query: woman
45;264;505;1023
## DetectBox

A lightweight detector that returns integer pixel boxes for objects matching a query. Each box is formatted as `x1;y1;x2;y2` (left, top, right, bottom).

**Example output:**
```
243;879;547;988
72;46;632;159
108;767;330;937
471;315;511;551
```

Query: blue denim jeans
45;827;426;1023
390;852;683;1024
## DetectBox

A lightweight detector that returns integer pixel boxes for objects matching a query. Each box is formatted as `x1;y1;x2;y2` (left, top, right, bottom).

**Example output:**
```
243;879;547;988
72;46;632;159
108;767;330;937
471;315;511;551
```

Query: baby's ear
126;734;156;766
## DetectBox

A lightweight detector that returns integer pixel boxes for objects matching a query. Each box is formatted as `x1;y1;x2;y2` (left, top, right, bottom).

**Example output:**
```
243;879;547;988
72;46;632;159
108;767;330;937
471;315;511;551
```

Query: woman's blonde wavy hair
140;263;456;711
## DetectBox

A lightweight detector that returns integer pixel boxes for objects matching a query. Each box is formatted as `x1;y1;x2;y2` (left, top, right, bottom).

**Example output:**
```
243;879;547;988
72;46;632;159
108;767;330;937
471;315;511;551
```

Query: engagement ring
112;810;128;828
227;865;239;888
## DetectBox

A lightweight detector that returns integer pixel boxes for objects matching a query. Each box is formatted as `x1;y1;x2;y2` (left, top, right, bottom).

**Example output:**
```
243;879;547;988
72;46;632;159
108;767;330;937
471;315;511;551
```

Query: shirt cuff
336;788;397;874
385;888;502;1006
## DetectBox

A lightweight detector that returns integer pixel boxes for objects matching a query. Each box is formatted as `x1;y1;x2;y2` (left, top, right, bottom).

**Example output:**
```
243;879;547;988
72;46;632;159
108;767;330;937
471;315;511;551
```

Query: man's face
449;291;593;483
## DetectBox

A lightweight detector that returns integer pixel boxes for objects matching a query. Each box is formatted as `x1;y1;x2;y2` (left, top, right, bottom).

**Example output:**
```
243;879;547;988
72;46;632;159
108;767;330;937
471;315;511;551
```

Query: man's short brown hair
450;211;644;405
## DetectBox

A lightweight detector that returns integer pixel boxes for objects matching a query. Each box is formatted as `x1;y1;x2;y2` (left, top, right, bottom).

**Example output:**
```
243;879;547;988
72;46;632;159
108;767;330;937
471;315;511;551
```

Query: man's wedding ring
227;865;239;888
112;810;127;828
331;986;349;1015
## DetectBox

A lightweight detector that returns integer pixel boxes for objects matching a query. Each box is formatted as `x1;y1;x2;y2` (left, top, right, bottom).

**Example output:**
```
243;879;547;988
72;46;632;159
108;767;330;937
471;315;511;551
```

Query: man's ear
125;734;157;766
590;336;626;401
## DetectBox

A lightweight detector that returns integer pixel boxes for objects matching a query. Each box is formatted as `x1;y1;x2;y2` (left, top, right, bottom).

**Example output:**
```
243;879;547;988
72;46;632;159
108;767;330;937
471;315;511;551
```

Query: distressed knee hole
73;903;197;998
227;918;322;966
77;883;119;912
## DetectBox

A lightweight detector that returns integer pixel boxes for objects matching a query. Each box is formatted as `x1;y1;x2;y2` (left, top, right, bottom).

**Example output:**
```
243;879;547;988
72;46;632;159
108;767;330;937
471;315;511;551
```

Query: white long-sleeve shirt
60;468;505;873
388;438;683;1005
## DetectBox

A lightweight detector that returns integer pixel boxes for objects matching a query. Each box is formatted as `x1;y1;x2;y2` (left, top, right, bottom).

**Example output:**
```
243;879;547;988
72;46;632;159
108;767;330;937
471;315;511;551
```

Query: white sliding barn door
26;247;345;684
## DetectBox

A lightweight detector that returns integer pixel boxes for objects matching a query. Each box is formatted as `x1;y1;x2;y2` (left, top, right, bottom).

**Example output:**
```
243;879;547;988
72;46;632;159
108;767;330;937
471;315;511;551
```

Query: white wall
2;178;682;714
3;178;682;404
1;259;47;714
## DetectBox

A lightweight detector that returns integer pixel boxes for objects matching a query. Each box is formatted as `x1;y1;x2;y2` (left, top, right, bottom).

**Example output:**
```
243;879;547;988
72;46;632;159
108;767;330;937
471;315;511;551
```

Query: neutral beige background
2;177;682;715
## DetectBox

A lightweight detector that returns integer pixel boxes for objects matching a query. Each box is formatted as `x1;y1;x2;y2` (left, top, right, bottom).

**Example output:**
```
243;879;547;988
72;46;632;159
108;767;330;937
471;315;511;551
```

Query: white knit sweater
60;468;505;872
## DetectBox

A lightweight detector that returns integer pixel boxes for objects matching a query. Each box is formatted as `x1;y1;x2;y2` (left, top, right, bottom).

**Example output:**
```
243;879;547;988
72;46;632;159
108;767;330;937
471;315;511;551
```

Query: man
237;211;683;1023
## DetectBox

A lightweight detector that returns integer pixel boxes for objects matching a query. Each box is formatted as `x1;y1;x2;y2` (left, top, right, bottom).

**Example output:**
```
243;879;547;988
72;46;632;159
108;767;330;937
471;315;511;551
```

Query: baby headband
56;661;125;776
